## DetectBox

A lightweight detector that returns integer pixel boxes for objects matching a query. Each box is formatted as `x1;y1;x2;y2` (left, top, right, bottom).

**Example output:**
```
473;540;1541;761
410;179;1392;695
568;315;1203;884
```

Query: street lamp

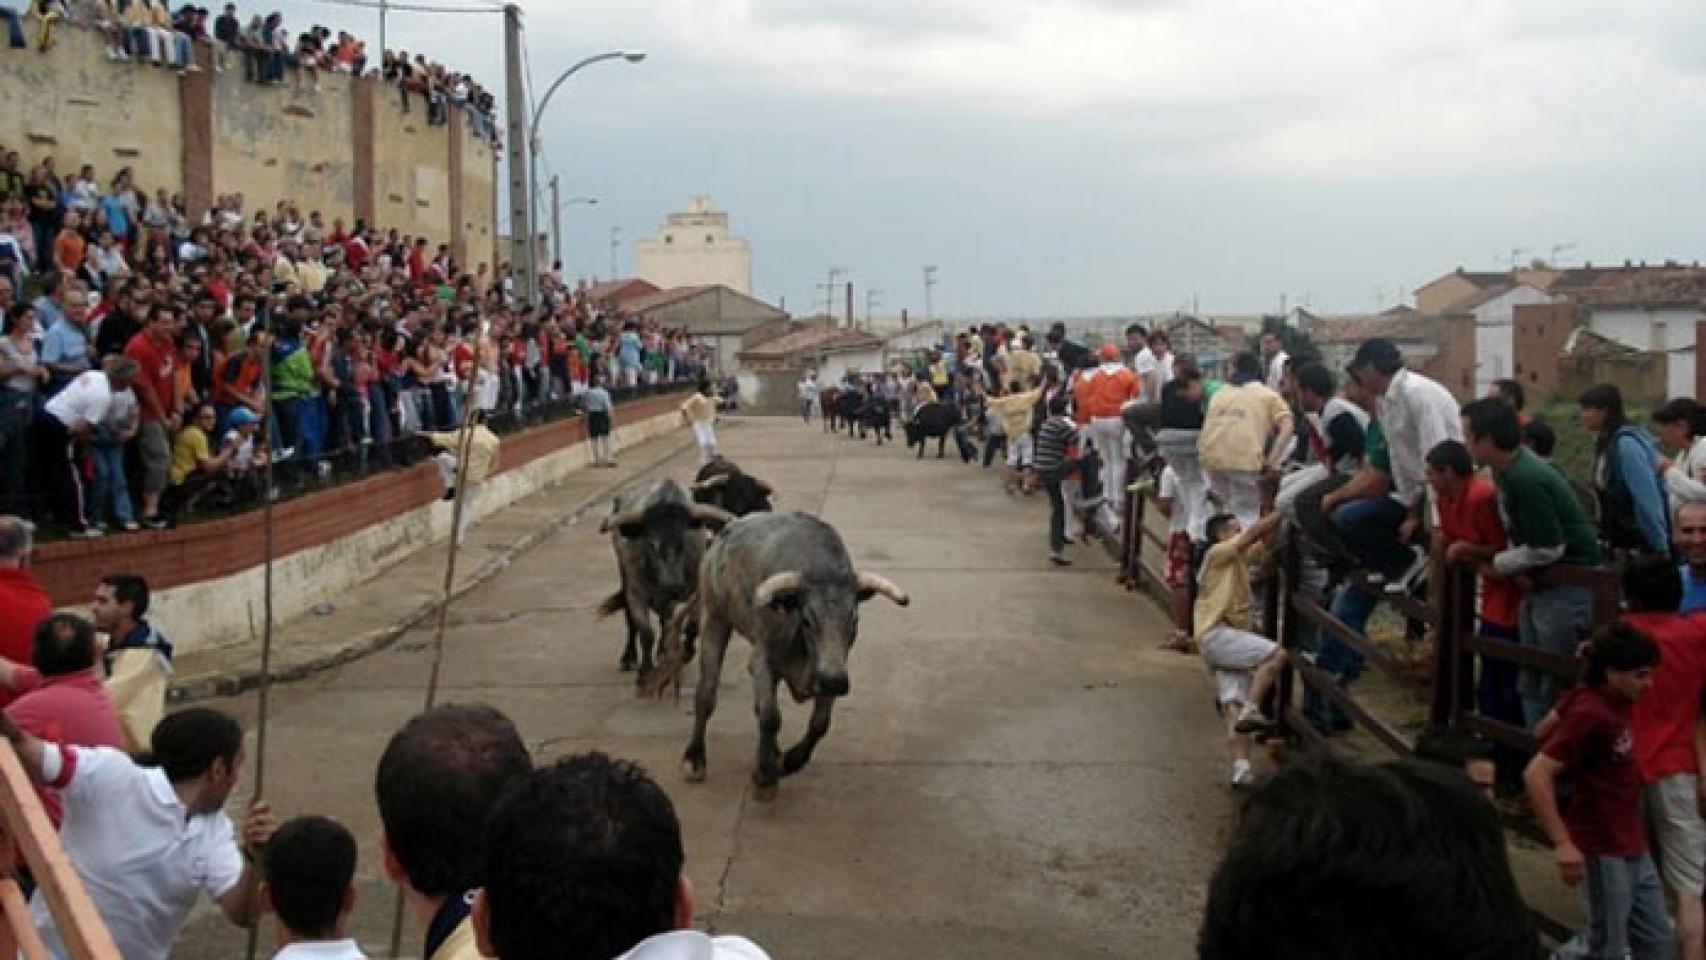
524;49;647;304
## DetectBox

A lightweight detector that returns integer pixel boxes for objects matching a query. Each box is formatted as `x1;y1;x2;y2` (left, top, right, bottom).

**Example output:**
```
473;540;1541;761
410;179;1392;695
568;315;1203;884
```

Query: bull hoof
681;759;706;783
752;780;778;802
619;658;636;673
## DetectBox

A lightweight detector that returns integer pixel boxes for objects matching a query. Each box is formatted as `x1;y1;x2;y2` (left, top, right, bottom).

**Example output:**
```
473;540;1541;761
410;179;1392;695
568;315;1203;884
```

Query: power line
305;0;504;15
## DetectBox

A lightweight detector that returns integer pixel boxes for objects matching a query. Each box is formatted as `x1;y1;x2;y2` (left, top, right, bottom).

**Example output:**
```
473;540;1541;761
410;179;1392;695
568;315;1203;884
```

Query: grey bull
681;511;909;799
598;478;733;687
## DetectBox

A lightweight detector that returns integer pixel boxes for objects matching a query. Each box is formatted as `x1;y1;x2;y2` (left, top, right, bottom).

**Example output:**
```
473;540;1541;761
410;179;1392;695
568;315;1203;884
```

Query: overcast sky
281;0;1705;318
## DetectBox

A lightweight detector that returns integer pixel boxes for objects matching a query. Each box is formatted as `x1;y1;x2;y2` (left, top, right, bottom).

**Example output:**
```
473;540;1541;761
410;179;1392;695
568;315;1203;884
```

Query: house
1302;307;1477;398
1556;327;1669;407
1571;270;1706;400
624;285;790;376
1156;315;1241;379
1415;269;1514;314
735;321;890;413
580;277;661;310
1454;282;1554;396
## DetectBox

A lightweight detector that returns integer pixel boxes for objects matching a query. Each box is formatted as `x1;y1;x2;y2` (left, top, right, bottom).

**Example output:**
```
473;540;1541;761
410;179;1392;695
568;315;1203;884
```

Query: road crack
709;782;751;933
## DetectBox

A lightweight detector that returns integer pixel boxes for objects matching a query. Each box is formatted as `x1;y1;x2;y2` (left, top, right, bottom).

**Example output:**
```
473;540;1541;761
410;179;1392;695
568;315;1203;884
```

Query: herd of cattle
598;456;910;800
820;384;977;460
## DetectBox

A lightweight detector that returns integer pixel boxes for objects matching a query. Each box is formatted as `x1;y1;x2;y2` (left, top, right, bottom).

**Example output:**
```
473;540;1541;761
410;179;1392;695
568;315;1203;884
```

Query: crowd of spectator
2;0;499;142
0;145;708;537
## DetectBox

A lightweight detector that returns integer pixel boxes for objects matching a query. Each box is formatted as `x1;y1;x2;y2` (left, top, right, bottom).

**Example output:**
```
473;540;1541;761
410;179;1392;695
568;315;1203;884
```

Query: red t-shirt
0;569;51;710
1626;612;1706;783
123;331;175;422
1436;475;1520;628
5;669;126;827
1542;685;1645;857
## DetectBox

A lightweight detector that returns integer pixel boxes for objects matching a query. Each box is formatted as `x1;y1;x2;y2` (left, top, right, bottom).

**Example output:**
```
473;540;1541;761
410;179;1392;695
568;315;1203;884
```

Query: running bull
905;401;972;460
681;511;909;799
598;479;733;687
690;456;775;517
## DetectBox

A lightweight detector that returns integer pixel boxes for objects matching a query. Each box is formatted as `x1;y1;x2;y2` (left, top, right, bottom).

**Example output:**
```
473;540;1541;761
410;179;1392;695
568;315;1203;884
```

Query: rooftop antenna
1548;242;1578;268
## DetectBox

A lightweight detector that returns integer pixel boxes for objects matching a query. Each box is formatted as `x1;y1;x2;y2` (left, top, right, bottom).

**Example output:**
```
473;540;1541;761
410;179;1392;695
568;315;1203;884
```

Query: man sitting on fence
1621;555;1706;960
1194;509;1289;788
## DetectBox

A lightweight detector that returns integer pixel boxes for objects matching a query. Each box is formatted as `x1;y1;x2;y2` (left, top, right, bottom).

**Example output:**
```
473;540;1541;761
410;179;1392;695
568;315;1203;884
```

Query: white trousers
1089;417;1128;532
1006;431;1035;469
691;421;717;464
1207;469;1263;528
434;452;480;545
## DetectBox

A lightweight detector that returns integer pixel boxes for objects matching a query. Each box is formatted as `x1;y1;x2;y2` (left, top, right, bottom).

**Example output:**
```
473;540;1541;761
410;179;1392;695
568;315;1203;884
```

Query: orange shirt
1072;364;1138;421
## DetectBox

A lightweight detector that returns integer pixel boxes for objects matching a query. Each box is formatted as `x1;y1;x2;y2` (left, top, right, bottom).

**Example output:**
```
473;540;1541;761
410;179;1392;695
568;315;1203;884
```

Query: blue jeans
1554;852;1673;960
1520;583;1594;728
1312;497;1411;714
1;8;24;48
89;442;134;526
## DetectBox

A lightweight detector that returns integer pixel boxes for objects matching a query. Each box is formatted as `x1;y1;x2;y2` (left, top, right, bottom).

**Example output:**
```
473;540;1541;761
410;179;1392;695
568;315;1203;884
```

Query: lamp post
524;49;646;305
542;175;598;266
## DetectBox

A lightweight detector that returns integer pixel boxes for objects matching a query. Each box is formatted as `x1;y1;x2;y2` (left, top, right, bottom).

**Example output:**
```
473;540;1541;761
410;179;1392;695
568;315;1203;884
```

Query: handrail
0;743;120;960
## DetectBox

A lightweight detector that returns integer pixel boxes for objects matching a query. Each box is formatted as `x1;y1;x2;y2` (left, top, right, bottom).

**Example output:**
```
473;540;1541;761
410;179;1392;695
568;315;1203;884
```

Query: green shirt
271;346;315;401
1365;419;1391;473
1495;447;1602;566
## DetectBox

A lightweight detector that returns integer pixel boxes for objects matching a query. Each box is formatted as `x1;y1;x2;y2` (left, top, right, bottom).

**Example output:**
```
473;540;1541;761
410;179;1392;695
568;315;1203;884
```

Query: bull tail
642;596;698;701
597;590;627;618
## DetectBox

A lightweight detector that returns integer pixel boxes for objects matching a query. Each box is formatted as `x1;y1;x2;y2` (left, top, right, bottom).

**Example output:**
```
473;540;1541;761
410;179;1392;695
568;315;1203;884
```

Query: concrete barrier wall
0;27;494;263
140;407;684;655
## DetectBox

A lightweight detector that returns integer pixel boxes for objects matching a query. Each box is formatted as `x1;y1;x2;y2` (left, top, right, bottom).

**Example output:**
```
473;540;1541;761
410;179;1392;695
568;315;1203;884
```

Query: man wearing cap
1073;344;1141;536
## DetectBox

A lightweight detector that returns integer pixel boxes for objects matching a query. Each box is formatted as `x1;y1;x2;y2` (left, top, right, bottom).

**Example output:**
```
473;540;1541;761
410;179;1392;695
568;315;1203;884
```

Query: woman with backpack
1579;383;1669;557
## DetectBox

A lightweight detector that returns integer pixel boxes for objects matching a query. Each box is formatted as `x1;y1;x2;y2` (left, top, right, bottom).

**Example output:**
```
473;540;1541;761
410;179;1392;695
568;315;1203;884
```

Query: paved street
178;417;1232;959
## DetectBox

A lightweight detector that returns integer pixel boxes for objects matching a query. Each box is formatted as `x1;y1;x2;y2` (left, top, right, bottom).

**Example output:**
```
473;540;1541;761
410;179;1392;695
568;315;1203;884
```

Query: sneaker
1384;549;1429;595
442;487;456;502
141;516;167;530
1049;553;1072;567
120;521;141;532
1230;759;1254;788
1234;704;1274;734
68;527;105;539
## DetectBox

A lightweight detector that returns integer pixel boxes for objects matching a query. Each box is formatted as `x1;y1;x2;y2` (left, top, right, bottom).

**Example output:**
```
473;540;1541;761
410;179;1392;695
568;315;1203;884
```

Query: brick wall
29;393;682;603
1416;314;1477;399
1512;302;1581;403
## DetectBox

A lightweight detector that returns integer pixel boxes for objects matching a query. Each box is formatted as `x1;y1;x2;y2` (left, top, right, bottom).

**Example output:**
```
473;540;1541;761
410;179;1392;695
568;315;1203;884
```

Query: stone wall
0;26;494;263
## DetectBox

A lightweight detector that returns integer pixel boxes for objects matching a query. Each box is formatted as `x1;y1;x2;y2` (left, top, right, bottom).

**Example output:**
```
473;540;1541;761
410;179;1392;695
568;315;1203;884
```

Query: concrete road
176;417;1234;959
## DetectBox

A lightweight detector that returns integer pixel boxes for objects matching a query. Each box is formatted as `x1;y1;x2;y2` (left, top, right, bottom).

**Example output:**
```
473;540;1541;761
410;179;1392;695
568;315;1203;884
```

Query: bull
857;395;893;445
819;386;841;433
834;388;865;437
598;479;733;688
691;456;775;517
904;401;969;460
681;511;909;799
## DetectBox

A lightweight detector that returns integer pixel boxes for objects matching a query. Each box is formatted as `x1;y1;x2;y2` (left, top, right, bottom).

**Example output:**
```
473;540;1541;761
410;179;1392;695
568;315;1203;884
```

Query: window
705;234;714;244
665;235;673;245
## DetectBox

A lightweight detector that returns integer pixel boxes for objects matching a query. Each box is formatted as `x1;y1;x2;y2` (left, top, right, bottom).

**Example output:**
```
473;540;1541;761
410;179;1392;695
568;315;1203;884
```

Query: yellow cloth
296;260;328;295
915;382;937;404
105;648;168;754
1005;348;1041;389
424;426;501;485
987;388;1041;437
272;258;302;289
1198;381;1292;473
429;916;486;960
1193;539;1268;638
169;424;210;486
680;393;717;424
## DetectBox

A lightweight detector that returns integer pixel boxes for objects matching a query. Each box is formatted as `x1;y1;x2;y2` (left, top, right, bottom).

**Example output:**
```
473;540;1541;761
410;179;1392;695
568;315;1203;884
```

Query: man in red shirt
1620;555;1706;960
0;516;50;710
123;303;180;528
1426;439;1525;790
1;614;126;826
1527;623;1673;960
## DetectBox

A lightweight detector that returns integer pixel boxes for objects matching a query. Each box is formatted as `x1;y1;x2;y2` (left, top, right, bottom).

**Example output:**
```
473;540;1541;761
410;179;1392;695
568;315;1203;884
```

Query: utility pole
845;282;854;330
502;4;532;305
923;265;938;322
865;288;881;328
817;267;845;323
609;226;622;279
549;175;561;268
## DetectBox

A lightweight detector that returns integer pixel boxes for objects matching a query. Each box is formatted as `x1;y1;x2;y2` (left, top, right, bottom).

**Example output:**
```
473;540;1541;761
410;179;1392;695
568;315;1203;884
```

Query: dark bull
681;511;909;800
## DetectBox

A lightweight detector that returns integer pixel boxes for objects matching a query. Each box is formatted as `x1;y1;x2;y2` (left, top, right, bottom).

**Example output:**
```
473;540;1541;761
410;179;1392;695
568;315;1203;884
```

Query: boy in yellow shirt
1194;509;1289;787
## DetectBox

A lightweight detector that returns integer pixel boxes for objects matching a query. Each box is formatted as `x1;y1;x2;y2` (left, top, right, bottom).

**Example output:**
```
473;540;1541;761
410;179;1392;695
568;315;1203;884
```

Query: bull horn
754;572;805;608
688;504;735;529
855;571;910;607
599;505;648;534
692;473;731;491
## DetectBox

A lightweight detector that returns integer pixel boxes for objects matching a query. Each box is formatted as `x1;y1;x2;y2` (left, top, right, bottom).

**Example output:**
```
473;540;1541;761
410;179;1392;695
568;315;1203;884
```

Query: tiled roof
583;278;660;304
1563;327;1641;359
740;324;885;359
1304;312;1445;344
623;285;716;313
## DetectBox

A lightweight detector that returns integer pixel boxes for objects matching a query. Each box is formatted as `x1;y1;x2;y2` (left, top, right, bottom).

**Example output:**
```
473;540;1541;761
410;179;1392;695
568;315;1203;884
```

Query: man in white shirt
36;355;137;537
262;816;367;960
1261;331;1289;393
797;370;818;424
0;706;277;960
474;752;770;960
1125;323;1159;403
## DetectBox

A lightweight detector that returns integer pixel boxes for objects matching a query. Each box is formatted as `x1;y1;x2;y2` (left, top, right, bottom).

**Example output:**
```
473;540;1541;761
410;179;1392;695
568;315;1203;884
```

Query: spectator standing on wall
1580;383;1670;558
123;302;179;529
34;356;137;537
0;302;45;517
39;280;91;395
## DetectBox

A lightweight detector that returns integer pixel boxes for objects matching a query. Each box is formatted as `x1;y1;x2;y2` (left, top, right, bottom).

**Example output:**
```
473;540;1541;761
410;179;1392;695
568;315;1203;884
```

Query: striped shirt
1034;416;1077;475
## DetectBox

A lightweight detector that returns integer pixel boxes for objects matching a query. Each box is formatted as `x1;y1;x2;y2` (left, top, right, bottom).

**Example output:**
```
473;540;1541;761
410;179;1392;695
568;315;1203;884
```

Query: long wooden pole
243;327;281;960
385;316;491;959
